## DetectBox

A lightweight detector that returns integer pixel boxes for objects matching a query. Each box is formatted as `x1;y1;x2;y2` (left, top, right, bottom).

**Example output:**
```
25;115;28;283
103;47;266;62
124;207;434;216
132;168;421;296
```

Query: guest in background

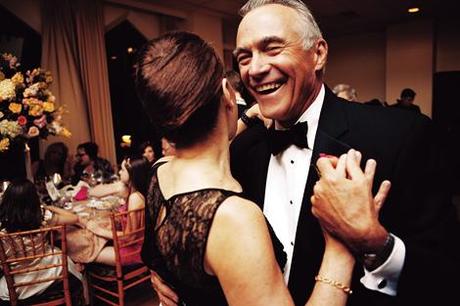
161;137;176;157
0;179;82;304
332;83;358;102
225;70;253;117
364;98;386;106
139;141;156;165
390;88;421;113
72;142;114;185
33;142;72;183
81;157;148;266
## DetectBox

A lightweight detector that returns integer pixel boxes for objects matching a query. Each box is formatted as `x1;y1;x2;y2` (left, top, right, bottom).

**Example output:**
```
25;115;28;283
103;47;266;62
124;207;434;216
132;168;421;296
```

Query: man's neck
276;82;324;129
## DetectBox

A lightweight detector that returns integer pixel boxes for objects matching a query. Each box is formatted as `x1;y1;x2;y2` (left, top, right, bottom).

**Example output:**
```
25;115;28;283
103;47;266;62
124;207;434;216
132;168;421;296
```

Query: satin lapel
288;87;353;304
246;133;272;210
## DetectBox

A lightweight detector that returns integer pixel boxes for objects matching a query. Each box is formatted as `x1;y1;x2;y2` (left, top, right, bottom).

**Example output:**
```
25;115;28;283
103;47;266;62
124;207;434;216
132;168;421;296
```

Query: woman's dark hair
125;157;149;197
0;179;43;232
77;142;98;160
44;142;69;176
134;31;224;148
138;141;153;155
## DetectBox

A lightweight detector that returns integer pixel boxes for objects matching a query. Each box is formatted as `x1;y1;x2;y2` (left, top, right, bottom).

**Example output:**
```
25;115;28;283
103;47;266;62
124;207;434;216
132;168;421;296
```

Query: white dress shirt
263;84;405;295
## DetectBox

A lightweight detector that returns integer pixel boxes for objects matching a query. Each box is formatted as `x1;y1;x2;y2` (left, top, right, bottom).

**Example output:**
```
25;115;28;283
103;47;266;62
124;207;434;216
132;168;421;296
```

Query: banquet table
65;198;120;263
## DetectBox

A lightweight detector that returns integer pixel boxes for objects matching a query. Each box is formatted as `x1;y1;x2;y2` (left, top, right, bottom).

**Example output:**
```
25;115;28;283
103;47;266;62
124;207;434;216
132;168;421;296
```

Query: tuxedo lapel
288;87;353;305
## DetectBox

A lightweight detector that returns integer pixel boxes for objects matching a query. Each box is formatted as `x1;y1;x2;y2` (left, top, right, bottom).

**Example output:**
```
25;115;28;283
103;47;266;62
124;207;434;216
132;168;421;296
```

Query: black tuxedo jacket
230;86;460;306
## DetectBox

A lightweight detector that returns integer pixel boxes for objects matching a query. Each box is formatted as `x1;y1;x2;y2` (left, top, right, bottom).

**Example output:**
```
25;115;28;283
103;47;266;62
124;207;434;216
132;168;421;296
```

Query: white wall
325;31;386;103
0;0;40;33
386;20;433;116
185;11;224;59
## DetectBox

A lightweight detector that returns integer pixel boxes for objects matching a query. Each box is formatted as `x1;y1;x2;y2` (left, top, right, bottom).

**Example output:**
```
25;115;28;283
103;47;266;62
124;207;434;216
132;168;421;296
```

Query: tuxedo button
290;242;294;246
377;279;387;289
289;200;293;205
290;160;294;164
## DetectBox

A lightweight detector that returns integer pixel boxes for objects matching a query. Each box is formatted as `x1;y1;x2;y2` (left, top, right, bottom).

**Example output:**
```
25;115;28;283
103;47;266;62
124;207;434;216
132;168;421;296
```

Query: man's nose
248;54;270;79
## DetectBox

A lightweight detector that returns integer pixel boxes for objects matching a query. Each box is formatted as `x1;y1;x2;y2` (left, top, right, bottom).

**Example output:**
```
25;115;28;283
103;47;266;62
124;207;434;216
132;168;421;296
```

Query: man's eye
237;55;251;65
266;46;281;54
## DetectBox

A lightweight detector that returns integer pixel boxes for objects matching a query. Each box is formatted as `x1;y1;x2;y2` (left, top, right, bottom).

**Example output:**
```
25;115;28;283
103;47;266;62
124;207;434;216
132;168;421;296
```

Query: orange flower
8;102;22;114
43;102;55;112
0;138;10;152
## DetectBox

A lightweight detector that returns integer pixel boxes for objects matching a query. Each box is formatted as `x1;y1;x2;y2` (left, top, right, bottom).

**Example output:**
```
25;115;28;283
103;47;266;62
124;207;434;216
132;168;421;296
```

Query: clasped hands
311;149;392;255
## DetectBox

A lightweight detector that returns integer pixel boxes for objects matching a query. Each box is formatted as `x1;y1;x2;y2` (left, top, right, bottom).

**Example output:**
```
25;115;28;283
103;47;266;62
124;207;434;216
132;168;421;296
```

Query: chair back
110;206;145;278
87;206;150;306
0;225;71;306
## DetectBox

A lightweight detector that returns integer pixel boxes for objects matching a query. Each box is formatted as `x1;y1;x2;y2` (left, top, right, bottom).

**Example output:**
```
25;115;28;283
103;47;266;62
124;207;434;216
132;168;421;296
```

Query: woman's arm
89;181;128;199
45;205;79;225
123;192;145;237
205;196;354;306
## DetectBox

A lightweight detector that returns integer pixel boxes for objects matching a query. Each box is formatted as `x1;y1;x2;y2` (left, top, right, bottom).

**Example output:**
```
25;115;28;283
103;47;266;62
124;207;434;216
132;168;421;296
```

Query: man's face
401;96;415;106
235;4;327;127
76;148;90;166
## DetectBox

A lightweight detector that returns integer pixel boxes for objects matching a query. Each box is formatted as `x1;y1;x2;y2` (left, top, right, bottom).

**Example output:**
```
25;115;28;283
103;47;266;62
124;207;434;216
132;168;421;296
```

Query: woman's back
142;164;287;305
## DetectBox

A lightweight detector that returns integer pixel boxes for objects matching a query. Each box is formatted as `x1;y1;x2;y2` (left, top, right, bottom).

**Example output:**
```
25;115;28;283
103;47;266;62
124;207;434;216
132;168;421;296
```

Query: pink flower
33;115;47;128
17;115;27;126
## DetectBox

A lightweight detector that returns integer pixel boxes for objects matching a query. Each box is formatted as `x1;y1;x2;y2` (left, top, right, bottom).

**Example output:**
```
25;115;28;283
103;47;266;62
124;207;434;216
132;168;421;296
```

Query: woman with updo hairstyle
136;32;354;306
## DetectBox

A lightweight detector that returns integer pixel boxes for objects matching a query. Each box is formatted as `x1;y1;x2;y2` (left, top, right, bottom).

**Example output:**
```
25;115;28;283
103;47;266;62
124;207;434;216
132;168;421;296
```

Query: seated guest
33;142;72;184
81;157;148;266
0;179;82;304
72;142;114;185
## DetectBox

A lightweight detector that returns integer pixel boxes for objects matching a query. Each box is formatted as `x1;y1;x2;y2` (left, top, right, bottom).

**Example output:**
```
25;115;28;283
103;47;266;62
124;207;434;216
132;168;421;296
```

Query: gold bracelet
315;275;353;295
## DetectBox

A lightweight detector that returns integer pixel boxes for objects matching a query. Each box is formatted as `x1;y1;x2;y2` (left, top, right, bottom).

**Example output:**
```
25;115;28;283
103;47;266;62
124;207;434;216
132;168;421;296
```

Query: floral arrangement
0;53;71;152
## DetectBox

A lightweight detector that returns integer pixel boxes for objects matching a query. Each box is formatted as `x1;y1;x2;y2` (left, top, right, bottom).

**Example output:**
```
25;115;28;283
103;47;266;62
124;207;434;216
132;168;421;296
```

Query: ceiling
146;0;460;37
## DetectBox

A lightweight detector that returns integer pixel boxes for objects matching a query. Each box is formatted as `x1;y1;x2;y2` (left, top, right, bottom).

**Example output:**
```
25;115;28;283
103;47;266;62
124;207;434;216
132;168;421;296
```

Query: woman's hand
245;104;272;128
311;150;391;254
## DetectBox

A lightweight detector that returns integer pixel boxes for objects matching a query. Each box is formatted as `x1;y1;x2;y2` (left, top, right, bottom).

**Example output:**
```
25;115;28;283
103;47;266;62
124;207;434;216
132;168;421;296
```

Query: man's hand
311;149;391;254
150;270;179;306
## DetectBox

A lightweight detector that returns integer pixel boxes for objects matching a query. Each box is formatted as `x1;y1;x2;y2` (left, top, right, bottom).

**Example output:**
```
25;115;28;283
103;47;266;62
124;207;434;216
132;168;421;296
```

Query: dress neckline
155;163;242;202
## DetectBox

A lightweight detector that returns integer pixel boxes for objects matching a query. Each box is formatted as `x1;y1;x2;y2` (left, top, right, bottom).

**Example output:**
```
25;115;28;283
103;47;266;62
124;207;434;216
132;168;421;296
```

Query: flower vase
24;142;34;183
0;141;26;180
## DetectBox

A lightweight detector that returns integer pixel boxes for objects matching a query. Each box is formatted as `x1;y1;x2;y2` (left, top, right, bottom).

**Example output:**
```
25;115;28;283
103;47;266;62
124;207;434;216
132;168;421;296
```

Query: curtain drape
40;0;116;166
40;0;91;159
73;0;116;165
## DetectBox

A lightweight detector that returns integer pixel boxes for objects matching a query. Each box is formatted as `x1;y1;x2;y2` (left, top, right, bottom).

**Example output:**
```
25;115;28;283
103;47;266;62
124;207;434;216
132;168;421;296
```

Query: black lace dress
141;165;286;306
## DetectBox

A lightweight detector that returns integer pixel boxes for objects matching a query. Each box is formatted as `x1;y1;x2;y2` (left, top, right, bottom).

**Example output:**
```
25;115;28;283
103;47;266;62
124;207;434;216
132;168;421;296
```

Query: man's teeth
255;83;282;93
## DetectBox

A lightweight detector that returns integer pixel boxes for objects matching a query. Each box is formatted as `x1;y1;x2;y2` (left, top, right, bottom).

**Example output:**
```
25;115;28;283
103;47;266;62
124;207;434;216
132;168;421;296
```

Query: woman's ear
222;78;236;109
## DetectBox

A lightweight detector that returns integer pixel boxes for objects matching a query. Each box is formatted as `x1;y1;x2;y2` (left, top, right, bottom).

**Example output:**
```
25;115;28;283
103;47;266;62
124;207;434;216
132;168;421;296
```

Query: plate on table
87;199;113;210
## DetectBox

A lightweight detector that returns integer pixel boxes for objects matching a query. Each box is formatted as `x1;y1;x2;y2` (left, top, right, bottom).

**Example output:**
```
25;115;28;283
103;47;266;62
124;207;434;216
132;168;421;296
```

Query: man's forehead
237;4;298;47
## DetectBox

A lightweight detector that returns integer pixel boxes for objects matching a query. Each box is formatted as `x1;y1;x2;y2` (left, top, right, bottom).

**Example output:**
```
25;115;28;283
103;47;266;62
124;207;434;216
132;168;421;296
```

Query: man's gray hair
239;0;322;50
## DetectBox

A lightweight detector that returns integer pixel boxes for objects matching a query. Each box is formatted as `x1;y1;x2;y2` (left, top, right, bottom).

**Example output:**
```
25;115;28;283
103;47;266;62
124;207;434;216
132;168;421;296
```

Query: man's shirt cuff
360;234;405;296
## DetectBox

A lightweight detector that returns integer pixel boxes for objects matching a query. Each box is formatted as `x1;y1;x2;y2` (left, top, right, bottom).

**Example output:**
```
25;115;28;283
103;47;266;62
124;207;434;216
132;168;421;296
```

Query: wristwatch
240;109;259;127
362;233;395;271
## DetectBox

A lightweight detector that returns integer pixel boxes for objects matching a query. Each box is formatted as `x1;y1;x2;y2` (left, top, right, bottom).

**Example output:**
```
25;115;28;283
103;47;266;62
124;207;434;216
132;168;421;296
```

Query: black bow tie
268;121;309;155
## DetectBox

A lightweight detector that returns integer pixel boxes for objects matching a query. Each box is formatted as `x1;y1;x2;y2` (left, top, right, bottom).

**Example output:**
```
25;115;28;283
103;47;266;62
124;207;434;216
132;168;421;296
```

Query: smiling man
229;1;460;306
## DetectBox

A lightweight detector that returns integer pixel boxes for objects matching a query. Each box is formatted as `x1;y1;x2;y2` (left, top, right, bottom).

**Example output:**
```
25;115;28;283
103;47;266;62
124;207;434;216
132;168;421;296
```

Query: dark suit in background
230;86;460;306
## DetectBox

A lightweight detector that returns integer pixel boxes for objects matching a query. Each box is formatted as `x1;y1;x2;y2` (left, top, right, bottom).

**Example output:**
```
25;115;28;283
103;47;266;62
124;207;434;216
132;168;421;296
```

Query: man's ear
222;78;236;109
314;39;328;72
